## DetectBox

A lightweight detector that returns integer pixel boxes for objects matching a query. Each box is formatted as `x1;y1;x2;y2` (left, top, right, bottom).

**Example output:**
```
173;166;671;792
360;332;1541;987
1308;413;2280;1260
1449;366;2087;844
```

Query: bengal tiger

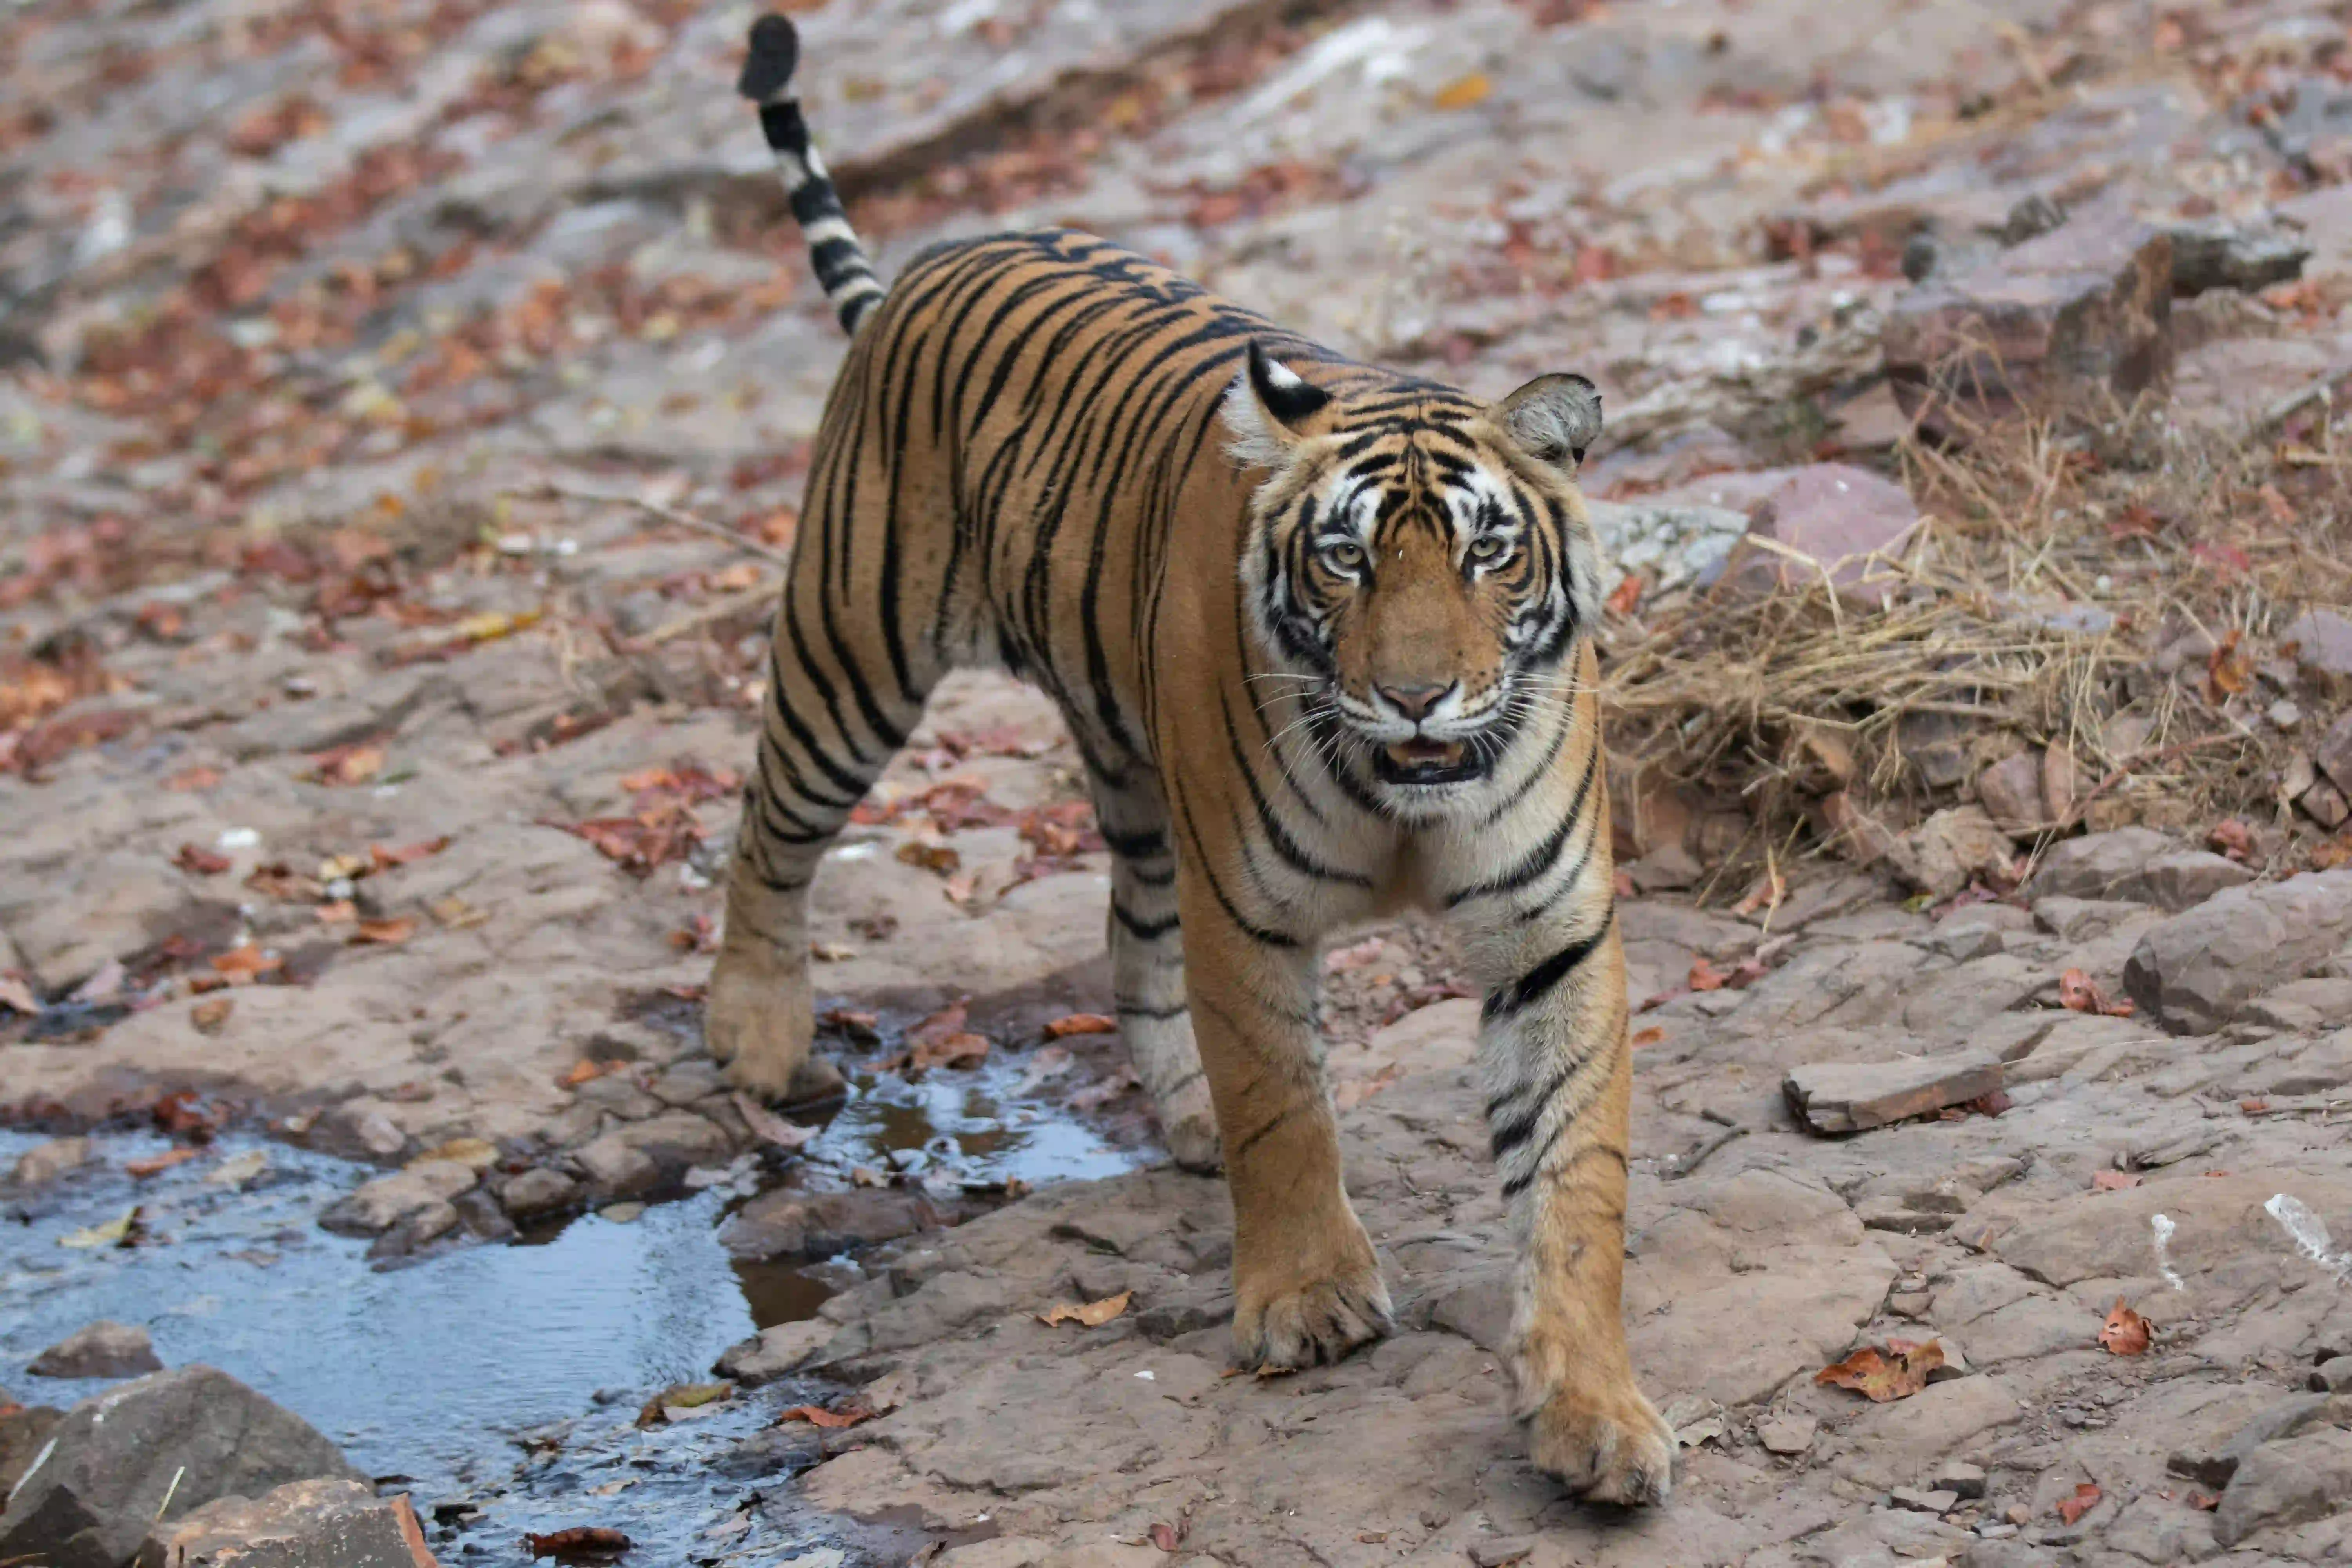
704;14;1670;1503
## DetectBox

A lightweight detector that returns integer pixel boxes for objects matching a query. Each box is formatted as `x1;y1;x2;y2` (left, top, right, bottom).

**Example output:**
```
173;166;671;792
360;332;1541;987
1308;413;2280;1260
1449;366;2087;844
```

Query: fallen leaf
2058;968;2134;1018
370;837;450;869
206;1150;270;1187
778;1402;874;1429
317;900;357;924
1045;1013;1118;1038
352;916;416;945
1630;1026;1665;1047
163;765;224;791
1432;71;1492;109
1039;1290;1132;1328
1733;866;1786;918
1605;572;1645;617
2057;1482;2103;1524
153;1090;223;1139
896;839;962;875
636;1381;733;1428
1688;956;1730;992
2097;1299;2152;1356
810;938;857;961
126;1148;201;1178
173;842;233;875
430;895;488;929
1149;1522;1182;1552
2189;1492;2220;1511
2206;628;2251;699
0;974;39;1014
559;1059;629;1088
2207;819;2256;862
2092;1170;2142;1191
733;1091;818;1151
210;944;284;980
1333;1060;1403;1111
1814;1340;1945;1402
59;1207;143;1249
191;997;234;1035
305;741;385;785
523;1527;633;1563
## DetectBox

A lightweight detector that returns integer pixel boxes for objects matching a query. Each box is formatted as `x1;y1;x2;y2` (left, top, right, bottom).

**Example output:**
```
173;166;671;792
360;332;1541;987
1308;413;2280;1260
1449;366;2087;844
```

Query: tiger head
1224;341;1605;808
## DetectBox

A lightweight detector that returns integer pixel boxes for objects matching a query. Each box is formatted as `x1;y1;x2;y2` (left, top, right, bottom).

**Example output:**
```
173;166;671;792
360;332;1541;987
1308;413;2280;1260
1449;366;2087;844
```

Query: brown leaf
210;944;283;980
1630;1026;1665;1048
352;916;415;945
2092;1170;2142;1191
126;1147;201;1178
369;837;449;869
1149;1522;1182;1552
2058;968;2134;1018
317;900;357;924
2057;1482;2103;1524
1814;1340;1945;1401
2189;1492;2220;1511
733;1092;817;1151
163;765;224;791
1432;71;1493;109
896;840;962;875
910;1031;990;1072
1688;956;1730;992
2206;629;2251;700
1333;1061;1404;1111
2097;1299;2152;1356
2207;819;2256;862
778;1402;873;1429
191;996;234;1035
305;741;385;785
173;842;233;875
1039;1290;1132;1328
1044;1013;1118;1039
524;1527;633;1562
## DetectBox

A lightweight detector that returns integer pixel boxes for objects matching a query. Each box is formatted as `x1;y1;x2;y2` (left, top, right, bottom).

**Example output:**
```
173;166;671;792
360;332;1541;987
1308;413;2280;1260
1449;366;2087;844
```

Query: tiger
704;13;1671;1503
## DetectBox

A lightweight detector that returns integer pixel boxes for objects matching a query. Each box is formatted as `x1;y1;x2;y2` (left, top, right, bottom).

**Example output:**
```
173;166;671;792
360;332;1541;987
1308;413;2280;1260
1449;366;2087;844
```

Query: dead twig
524;480;797;568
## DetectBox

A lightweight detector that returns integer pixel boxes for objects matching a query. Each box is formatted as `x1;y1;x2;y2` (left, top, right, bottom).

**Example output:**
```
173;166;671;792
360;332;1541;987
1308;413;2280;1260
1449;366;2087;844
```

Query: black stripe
1100;824;1167;860
1483;907;1615;1020
1232;1103;1301;1163
1445;741;1598;907
1112;901;1180;941
1220;690;1371;888
1503;1141;1626;1201
1117;1001;1190;1021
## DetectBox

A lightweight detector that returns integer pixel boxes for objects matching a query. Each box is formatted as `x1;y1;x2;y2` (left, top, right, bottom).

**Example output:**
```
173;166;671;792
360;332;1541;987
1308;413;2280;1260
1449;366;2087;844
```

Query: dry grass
1598;386;2352;888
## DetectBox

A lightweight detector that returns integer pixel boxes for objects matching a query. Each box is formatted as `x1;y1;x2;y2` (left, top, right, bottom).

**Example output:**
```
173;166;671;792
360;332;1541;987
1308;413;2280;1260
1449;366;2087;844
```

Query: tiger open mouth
1374;737;1485;786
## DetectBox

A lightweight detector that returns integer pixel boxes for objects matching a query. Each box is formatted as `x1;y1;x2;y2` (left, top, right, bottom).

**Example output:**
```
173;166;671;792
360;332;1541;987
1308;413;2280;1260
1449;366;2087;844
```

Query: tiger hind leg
1093;773;1220;1171
708;591;930;1101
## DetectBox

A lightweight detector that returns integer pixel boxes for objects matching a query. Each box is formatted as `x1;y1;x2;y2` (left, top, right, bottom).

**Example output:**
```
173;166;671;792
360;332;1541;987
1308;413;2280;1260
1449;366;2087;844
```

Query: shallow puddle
1;1042;1149;1565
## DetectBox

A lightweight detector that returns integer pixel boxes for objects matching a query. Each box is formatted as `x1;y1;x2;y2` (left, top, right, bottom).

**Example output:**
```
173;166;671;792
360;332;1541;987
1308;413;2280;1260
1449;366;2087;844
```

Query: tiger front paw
1232;1220;1392;1370
704;942;822;1101
1523;1370;1674;1506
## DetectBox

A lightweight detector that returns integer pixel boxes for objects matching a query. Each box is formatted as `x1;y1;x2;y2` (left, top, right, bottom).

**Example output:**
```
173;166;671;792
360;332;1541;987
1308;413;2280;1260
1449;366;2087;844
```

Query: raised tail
738;15;885;336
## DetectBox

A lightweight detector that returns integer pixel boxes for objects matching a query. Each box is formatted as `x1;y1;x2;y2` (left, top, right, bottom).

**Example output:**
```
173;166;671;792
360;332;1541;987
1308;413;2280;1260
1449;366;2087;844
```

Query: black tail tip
738;14;800;102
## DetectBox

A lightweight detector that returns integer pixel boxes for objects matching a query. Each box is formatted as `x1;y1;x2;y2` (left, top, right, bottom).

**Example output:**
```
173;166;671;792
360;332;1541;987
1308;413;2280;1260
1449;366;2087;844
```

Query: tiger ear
1222;340;1334;469
1494;373;1602;470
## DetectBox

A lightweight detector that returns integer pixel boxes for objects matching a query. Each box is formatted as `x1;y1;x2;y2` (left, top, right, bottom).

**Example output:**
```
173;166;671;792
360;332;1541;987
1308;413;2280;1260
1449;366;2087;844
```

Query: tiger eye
1469;536;1505;560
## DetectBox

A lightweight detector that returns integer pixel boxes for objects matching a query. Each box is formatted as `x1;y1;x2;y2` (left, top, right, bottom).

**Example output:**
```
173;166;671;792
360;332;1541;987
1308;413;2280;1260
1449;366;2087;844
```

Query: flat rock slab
0;1366;362;1568
135;1478;437;1568
1783;1054;2003;1134
2123;869;2352;1033
27;1321;163;1380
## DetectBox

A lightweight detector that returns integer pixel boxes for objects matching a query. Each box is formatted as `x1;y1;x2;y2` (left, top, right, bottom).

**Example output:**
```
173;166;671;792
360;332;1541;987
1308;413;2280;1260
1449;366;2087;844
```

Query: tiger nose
1377;681;1453;721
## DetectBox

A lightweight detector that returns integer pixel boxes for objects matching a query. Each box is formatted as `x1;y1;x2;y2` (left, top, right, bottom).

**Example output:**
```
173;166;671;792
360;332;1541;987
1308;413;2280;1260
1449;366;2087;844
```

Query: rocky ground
7;0;2352;1564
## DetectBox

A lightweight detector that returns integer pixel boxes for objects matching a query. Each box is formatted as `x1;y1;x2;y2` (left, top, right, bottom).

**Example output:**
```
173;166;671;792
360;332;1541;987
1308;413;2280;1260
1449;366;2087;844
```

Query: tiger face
1225;343;1605;807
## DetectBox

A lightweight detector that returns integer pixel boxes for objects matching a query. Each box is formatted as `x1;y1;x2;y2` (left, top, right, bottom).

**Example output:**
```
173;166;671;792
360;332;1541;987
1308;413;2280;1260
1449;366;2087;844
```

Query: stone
2283;608;2352;694
0;1367;363;1568
1784;1054;2004;1134
7;1136;92;1189
2168;1393;2337;1488
2303;774;2352;830
1833;1375;2022;1490
1;1401;64;1498
2165;220;2310;295
2311;1356;2352;1393
2102;1492;2219;1565
133;1478;436;1568
2138;851;2255;911
1584;497;1748;602
2031;896;2152;943
1718;465;1924;607
2026;828;2177;903
1889;1487;1959;1514
1886;807;2016;899
570;1133;660;1198
1758;1413;1817;1454
496;1167;582;1220
1883;206;2172;432
714;1320;835;1386
1936;1461;1989;1499
2316;710;2352;798
2213;1425;2352;1548
720;1187;966;1261
2123;870;2352;1032
712;1424;826;1481
1466;1539;1537;1567
1976;753;2043;835
27;1321;164;1380
318;1162;478;1236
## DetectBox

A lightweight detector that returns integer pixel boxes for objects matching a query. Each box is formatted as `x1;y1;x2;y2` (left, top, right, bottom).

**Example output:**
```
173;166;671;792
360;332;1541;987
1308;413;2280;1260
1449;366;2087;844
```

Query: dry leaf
1814;1340;1945;1401
317;900;357;924
163;765;224;791
524;1526;633;1562
810;938;857;961
2057;1482;2103;1524
1688;956;1730;992
2058;968;2134;1018
2189;1492;2220;1511
2;974;42;1014
191;996;234;1035
1333;1060;1404;1111
1432;71;1492;109
2097;1298;2152;1356
896;840;962;875
370;837;450;869
430;895;488;929
1039;1290;1132;1328
126;1148;201;1178
173;842;233;875
778;1402;873;1429
352;916;416;945
733;1091;817;1151
1149;1522;1182;1552
210;944;284;980
1044;1013;1118;1038
306;741;385;785
1630;1026;1665;1047
2092;1170;2142;1191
